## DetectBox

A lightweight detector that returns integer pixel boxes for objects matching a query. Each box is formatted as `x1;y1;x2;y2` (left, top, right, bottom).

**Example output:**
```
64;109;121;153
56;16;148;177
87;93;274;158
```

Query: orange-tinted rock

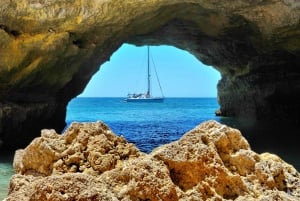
13;121;141;177
6;121;300;200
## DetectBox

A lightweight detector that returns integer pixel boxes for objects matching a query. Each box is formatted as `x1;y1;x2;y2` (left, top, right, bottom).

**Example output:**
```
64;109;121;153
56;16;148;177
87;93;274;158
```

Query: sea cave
0;0;299;155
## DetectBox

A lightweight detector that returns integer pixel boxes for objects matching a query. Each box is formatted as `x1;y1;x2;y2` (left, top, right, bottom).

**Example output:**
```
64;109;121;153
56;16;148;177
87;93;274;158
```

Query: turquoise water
0;153;14;200
1;97;299;199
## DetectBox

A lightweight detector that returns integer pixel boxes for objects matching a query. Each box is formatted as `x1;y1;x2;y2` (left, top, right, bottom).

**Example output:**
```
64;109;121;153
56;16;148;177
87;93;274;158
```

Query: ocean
0;154;13;201
66;97;221;152
0;97;299;199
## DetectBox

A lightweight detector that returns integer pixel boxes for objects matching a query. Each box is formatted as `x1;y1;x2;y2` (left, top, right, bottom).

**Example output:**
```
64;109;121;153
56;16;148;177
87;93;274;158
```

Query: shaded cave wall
0;0;299;149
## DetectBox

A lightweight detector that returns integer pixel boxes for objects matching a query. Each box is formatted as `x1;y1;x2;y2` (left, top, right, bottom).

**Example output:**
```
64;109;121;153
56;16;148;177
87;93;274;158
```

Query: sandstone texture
0;0;300;149
5;121;300;200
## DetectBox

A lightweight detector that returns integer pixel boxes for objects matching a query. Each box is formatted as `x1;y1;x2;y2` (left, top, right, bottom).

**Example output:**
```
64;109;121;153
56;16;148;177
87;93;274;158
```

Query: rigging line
150;50;165;97
133;47;147;93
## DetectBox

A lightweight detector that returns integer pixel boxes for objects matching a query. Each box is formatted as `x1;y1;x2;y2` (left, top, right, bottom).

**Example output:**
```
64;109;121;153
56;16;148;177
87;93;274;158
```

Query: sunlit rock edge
4;120;300;201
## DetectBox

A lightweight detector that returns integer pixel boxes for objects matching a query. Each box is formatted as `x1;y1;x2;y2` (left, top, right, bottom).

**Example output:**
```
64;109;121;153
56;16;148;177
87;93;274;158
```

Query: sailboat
124;46;164;102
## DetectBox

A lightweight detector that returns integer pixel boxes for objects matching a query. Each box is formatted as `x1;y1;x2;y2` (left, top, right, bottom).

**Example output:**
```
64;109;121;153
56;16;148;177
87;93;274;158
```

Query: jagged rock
215;109;222;116
13;121;141;176
5;121;300;200
0;0;300;150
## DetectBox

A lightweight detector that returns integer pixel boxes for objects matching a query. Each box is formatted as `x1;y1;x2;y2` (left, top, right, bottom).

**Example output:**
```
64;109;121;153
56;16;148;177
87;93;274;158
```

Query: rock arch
0;0;299;149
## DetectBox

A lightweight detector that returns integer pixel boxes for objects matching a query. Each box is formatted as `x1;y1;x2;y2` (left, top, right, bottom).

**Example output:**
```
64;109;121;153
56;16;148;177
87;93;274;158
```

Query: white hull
124;97;164;103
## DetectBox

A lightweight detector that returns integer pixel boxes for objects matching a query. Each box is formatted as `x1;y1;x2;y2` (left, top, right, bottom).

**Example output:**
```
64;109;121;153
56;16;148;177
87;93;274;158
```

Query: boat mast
146;46;151;97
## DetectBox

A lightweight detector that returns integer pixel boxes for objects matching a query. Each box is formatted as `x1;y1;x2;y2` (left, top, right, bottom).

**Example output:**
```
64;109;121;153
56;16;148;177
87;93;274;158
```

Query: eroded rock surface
0;0;300;149
6;121;300;200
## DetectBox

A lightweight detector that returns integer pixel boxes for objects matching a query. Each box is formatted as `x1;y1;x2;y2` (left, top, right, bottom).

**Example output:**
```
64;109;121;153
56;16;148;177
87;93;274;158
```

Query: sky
79;44;221;97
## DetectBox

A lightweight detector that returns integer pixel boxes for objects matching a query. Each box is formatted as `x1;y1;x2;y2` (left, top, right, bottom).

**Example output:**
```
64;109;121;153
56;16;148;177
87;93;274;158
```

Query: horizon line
76;96;218;98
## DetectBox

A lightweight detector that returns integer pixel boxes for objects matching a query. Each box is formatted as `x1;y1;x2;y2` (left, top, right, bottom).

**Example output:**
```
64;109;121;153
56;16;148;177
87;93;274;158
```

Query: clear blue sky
79;44;221;97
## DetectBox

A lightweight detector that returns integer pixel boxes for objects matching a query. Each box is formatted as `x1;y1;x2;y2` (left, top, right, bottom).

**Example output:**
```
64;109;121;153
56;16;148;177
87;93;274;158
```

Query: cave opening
64;41;300;170
66;44;222;152
0;0;299;171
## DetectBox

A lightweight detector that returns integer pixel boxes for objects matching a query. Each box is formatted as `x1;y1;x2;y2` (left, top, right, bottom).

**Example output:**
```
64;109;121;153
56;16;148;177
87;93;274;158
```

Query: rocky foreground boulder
5;121;300;200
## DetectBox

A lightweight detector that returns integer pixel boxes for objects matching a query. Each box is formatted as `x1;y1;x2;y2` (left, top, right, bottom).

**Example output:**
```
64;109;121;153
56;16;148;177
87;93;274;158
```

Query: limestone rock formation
0;0;300;149
5;121;300;200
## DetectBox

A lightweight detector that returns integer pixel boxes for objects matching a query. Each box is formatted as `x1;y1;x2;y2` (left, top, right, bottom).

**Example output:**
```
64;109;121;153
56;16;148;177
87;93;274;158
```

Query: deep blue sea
66;98;299;171
66;97;221;153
